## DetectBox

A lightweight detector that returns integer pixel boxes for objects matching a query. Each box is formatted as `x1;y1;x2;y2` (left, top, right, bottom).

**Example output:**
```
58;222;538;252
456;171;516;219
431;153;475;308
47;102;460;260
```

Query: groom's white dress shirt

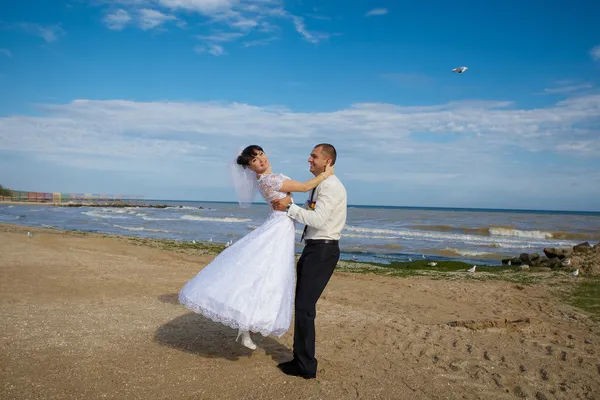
286;175;347;241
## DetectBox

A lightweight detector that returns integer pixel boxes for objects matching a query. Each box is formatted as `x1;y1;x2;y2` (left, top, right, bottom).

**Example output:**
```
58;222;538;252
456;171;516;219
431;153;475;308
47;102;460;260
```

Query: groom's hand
271;194;292;211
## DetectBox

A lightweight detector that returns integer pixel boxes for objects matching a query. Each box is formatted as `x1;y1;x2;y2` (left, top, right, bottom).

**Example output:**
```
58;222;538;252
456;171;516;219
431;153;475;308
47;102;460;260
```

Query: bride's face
247;150;270;174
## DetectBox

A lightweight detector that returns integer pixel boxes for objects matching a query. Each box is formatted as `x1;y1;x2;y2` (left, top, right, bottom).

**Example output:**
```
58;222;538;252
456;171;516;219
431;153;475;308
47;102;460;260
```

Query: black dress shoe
277;360;297;369
277;361;316;379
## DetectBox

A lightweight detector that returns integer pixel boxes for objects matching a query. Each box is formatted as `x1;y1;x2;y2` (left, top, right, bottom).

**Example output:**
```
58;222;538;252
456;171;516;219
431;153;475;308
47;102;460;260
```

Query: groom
271;143;347;379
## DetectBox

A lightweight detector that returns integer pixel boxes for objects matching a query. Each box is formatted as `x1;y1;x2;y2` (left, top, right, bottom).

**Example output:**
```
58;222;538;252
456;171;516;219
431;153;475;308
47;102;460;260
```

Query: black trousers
293;242;340;375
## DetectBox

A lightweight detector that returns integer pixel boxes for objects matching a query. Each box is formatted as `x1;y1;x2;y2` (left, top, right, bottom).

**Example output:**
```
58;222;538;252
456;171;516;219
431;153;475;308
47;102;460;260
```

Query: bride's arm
279;164;334;193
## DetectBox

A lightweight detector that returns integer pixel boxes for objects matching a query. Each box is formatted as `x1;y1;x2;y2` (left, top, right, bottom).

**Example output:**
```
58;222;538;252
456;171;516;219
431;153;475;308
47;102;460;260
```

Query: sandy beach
1;223;599;400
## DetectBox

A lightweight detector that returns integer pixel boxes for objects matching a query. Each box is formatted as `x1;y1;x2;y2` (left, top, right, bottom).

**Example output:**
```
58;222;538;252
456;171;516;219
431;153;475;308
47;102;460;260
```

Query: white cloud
541;83;593;94
138;8;177;30
590;45;600;61
1;94;599;163
291;15;329;44
0;49;11;57
2;95;599;207
194;43;225;55
158;0;232;13
197;31;245;42
365;8;388;17
103;9;132;30
96;0;331;53
243;36;277;47
345;172;462;183
18;23;66;43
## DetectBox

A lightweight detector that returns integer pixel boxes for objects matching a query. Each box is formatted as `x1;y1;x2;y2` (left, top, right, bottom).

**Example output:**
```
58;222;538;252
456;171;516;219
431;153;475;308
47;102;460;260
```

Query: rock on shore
502;242;600;275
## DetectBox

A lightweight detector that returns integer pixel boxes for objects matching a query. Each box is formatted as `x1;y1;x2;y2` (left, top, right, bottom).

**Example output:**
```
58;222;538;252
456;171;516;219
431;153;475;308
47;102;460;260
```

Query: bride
178;145;333;350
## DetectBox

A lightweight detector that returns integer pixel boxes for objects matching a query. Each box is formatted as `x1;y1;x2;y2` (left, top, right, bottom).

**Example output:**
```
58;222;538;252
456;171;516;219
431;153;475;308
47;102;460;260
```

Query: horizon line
142;198;600;214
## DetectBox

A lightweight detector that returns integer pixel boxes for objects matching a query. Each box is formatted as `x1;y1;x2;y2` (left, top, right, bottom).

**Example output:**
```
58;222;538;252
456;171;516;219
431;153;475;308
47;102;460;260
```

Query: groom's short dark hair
315;143;337;166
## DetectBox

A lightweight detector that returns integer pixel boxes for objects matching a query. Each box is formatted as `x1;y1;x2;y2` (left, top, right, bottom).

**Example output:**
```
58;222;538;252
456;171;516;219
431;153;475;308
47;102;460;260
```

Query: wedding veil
228;152;258;208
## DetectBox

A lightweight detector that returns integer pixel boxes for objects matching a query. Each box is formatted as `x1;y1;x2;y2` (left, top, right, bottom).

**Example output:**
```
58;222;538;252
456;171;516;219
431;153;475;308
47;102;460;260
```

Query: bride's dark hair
236;145;264;168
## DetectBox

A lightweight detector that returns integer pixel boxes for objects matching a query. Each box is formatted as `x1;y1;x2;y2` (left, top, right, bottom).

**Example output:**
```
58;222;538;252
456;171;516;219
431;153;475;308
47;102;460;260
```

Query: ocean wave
410;224;599;241
0;214;22;221
180;215;252;223
343;233;402;240
82;210;130;219
489;227;598;241
166;206;202;211
142;216;180;221
440;248;495;257
409;224;490;236
489;227;553;239
112;224;171;233
343;225;577;249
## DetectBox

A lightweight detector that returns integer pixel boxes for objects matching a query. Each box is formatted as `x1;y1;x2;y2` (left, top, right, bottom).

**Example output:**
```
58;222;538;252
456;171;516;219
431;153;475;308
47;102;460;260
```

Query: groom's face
308;146;329;176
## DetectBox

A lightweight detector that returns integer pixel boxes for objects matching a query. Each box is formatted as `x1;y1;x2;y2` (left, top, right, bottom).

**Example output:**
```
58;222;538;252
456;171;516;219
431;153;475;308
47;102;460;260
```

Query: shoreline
0;200;184;209
0;222;503;266
0;222;588;280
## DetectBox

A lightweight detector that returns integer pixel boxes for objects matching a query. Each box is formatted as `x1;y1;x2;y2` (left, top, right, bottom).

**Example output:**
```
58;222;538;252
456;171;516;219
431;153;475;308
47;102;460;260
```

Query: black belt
304;239;339;245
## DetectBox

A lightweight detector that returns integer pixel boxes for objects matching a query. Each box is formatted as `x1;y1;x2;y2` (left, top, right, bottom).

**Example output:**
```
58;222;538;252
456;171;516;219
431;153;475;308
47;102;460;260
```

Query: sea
1;201;599;266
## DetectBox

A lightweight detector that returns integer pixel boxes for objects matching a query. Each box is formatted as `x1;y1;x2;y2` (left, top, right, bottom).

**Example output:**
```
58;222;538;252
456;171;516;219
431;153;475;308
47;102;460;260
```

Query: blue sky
1;0;599;211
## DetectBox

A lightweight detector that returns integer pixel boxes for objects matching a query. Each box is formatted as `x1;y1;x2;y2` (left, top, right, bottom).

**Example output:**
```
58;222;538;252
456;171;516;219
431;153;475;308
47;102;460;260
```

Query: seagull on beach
452;66;468;74
468;265;477;273
570;269;579;277
562;258;571;267
427;262;438;266
192;240;196;244
209;238;213;242
27;231;32;238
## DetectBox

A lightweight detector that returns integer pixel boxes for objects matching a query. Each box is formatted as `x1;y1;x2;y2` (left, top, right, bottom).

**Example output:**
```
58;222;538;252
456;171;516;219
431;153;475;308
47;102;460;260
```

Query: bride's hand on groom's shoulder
323;162;335;177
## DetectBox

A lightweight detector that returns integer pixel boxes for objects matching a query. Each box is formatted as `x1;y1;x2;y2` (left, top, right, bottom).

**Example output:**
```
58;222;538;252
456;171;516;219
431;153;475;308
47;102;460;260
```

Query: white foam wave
113;224;171;233
489;227;553;239
342;225;576;249
82;210;130;219
444;248;493;257
181;215;251;223
343;233;401;240
142;216;180;221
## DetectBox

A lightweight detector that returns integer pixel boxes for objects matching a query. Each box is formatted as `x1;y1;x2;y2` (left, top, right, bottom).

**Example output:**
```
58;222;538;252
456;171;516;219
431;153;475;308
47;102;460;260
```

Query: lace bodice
257;173;291;203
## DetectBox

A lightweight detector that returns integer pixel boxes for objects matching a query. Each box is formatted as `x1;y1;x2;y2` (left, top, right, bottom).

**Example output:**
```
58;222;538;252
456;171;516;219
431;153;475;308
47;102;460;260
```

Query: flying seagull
452;66;468;74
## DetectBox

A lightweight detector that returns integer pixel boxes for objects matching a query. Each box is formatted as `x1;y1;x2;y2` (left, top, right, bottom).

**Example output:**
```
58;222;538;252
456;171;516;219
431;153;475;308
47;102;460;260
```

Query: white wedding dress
178;173;296;338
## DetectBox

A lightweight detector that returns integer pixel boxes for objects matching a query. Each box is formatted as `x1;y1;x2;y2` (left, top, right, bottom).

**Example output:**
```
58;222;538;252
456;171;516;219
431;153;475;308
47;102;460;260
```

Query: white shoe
236;330;257;350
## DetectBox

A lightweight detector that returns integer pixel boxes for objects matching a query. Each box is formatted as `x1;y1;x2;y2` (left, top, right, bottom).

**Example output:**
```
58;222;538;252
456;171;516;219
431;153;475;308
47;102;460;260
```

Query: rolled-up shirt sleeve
287;184;337;230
